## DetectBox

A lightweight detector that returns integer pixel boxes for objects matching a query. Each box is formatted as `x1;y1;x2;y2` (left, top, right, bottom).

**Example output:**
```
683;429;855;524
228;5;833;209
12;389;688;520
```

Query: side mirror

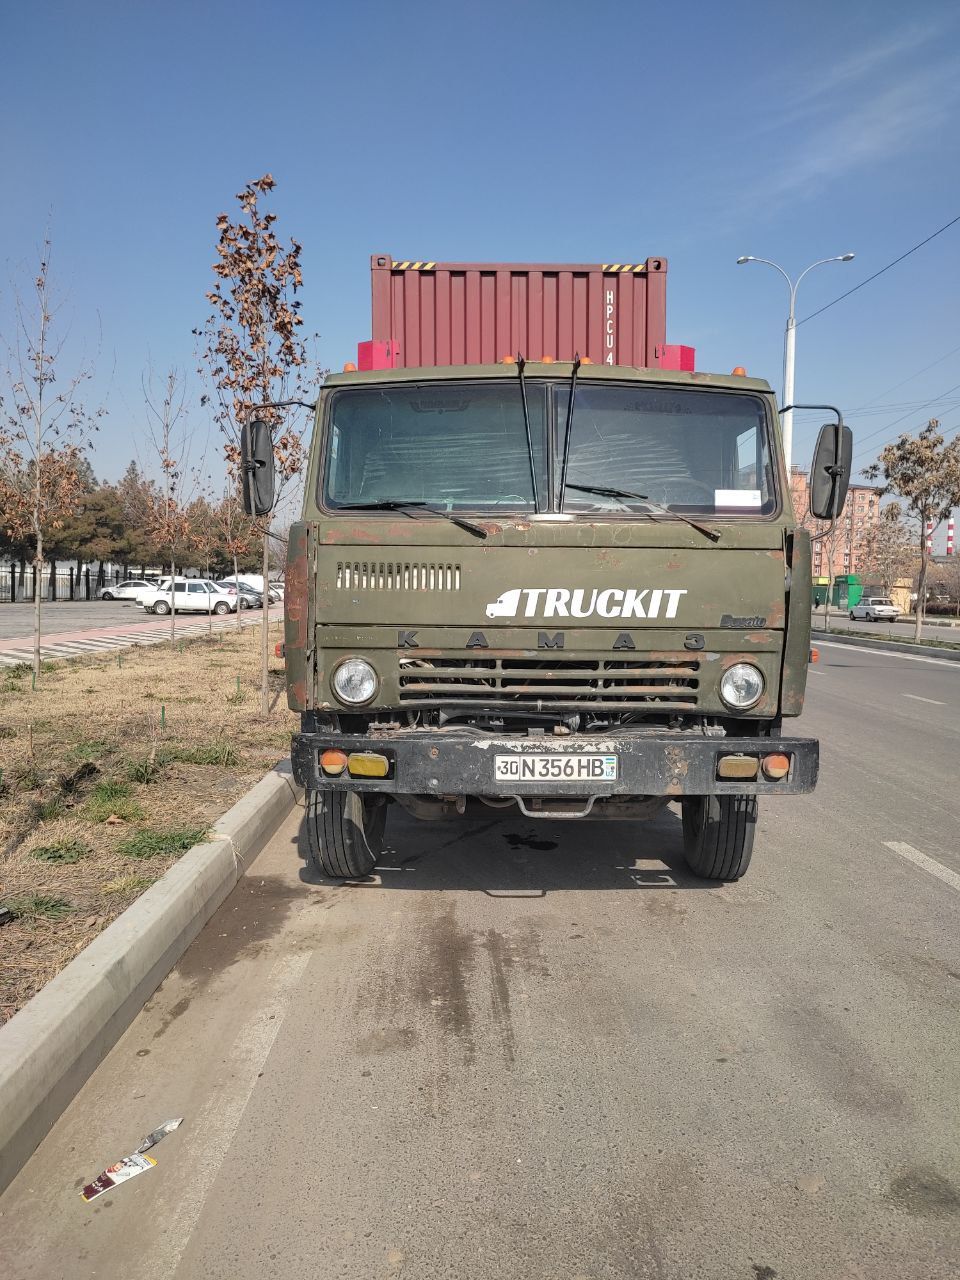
809;419;853;520
240;418;275;516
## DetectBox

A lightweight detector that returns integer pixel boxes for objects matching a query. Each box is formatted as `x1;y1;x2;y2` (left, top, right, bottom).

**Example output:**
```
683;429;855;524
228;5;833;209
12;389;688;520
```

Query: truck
241;255;852;883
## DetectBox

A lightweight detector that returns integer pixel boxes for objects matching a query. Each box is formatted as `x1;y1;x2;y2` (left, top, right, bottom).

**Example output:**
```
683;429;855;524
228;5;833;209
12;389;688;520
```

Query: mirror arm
245;398;317;417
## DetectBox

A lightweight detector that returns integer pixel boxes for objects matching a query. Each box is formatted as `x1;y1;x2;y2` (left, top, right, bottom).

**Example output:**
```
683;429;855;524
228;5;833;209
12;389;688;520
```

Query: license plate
494;754;618;782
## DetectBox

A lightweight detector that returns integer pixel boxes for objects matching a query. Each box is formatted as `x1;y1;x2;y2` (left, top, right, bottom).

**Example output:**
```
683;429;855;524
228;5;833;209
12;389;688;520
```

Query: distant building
790;467;881;579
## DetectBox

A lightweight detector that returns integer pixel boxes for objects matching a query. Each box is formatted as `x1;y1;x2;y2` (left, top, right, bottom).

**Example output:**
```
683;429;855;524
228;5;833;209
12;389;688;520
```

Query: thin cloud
775;24;940;124
766;61;959;201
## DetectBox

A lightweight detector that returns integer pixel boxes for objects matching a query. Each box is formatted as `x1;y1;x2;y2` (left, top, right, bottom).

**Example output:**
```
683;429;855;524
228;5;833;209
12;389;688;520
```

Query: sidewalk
0;606;282;666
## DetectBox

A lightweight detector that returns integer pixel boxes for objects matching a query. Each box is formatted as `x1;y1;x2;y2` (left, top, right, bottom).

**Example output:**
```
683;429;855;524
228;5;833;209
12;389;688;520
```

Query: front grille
336;561;461;591
398;655;700;710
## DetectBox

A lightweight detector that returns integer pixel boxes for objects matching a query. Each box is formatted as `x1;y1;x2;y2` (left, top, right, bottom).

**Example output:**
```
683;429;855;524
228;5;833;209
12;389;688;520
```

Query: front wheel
304;790;386;879
102;591;115;601
681;794;756;881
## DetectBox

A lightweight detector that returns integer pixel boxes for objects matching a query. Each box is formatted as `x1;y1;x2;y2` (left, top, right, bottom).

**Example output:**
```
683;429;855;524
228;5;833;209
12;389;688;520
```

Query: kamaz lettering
485;587;687;621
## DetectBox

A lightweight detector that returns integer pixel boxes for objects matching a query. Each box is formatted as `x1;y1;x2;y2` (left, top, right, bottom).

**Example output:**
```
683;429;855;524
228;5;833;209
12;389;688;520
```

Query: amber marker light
343;361;357;372
731;366;747;376
762;753;791;780
320;749;348;776
717;755;759;780
809;647;820;663
541;355;555;363
347;753;390;779
501;354;516;364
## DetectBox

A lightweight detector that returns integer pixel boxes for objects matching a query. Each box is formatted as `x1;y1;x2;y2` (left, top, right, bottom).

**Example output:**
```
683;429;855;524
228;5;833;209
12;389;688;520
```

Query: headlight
719;663;764;709
331;658;378;705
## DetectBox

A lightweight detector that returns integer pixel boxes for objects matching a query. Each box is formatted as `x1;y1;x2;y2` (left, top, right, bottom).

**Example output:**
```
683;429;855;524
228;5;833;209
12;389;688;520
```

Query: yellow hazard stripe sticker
601;263;646;272
394;261;436;271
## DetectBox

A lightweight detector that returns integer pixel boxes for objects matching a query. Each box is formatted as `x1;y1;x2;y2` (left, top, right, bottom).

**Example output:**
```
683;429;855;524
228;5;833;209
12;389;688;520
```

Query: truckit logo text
485;587;688;621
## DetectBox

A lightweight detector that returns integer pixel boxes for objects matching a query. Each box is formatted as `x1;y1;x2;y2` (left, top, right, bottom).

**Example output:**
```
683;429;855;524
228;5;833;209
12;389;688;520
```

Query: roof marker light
731;366;747;376
343;362;357;372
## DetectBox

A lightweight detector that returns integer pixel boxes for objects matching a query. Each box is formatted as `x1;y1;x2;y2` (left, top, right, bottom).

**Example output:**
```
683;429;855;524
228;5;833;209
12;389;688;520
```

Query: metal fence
3;566;122;603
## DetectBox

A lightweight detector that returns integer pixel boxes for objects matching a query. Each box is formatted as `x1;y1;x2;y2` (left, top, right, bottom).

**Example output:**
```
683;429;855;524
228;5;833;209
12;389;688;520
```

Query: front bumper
291;729;819;796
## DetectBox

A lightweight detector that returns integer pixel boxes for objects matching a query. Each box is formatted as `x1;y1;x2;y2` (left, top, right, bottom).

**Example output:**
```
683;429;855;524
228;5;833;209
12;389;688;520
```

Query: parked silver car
850;596;899;622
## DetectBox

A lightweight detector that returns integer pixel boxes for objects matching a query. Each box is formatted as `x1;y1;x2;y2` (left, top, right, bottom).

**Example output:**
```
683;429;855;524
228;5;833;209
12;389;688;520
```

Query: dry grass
0;619;293;1021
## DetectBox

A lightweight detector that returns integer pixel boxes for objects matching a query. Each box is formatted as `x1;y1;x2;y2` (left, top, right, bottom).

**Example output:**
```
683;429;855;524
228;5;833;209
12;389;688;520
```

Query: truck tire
304;790;386;879
681;794;756;881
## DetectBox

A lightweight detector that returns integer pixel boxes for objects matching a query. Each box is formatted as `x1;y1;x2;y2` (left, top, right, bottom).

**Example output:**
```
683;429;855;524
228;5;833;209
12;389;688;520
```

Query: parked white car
137;579;238;615
98;577;160;601
850;596;899;622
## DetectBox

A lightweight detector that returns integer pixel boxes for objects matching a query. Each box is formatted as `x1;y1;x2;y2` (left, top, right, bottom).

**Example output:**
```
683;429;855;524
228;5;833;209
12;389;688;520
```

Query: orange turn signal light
320;749;348;776
717;755;759;780
762;753;791;780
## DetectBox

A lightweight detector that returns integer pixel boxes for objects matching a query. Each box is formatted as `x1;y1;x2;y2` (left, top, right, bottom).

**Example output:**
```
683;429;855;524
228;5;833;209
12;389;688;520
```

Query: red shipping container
369;254;670;370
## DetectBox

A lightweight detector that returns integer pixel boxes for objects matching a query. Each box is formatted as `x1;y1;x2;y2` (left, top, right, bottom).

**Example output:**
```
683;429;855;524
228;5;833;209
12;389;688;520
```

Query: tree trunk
233;552;242;634
915;536;928;644
170;555;176;647
33;529;43;680
260;526;270;716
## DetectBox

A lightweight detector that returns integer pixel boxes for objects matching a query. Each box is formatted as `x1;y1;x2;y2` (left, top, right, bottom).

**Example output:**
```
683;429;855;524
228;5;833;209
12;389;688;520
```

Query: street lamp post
736;253;854;469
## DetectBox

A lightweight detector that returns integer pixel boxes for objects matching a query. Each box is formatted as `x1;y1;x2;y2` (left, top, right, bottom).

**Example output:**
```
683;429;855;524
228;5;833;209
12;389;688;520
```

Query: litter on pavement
80;1117;183;1202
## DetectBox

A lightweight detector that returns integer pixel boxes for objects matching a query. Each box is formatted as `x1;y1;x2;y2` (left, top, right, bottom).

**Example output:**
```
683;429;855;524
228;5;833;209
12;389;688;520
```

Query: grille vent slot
336;562;461;591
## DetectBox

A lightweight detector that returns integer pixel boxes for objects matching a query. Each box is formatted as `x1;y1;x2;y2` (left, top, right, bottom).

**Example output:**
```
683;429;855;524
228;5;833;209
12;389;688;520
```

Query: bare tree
0;247;99;677
142;369;194;647
865;420;960;641
212;479;256;633
858;503;917;596
198;174;314;714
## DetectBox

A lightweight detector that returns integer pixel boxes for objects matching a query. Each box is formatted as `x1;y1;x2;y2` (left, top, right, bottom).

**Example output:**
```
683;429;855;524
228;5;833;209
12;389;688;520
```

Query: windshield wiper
557;353;581;512
335;501;487;540
565;484;721;543
515;355;540;513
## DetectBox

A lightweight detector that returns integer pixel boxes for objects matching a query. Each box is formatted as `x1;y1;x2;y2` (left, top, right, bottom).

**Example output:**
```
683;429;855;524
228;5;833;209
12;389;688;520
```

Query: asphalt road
813;610;960;643
0;600;143;638
1;642;958;1279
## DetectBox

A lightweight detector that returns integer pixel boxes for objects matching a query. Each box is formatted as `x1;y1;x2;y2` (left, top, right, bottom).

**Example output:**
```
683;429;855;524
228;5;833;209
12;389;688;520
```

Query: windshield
556;384;776;514
323;383;546;511
321;380;776;516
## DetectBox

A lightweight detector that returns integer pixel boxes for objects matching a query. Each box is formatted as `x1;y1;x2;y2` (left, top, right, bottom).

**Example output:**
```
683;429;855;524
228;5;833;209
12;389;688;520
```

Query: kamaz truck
242;256;852;883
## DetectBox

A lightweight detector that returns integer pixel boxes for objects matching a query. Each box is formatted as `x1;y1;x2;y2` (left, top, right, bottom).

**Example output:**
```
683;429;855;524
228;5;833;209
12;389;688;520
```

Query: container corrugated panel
370;254;668;370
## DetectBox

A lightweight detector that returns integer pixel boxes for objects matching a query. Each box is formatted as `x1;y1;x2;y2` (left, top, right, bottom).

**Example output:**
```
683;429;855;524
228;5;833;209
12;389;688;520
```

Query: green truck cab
244;360;851;883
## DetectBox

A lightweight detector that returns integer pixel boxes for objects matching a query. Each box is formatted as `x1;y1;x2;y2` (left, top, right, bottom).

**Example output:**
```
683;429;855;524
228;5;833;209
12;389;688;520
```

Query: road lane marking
815;640;960;669
144;948;312;1279
902;694;946;706
883;842;960;895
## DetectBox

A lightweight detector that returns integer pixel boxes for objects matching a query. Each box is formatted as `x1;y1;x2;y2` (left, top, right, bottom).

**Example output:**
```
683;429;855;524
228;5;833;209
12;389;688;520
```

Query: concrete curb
812;629;960;663
0;760;303;1194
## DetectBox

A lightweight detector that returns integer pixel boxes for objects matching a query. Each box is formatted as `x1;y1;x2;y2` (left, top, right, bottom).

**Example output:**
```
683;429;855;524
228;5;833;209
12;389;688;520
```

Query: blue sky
2;0;959;528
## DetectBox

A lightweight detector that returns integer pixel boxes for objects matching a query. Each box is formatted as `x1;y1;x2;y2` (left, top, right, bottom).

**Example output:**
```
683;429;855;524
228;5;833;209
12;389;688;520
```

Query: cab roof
323;362;772;394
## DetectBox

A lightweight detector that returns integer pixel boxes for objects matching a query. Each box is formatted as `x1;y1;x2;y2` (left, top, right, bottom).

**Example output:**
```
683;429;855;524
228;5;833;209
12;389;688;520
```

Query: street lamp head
736;256;755;265
839;253;855;262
